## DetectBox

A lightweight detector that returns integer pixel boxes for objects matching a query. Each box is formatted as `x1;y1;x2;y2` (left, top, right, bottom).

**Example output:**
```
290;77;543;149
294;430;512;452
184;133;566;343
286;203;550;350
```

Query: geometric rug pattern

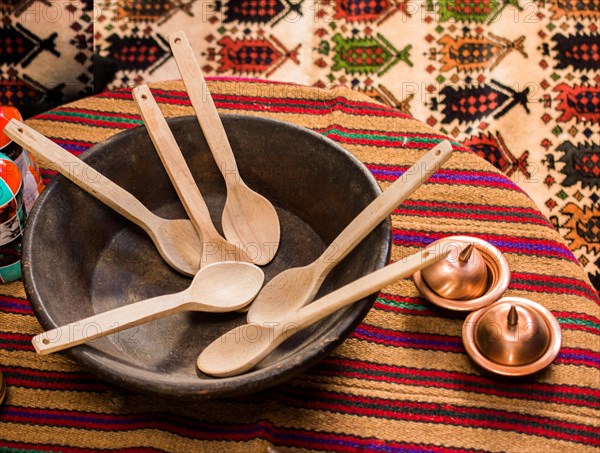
0;0;93;109
94;0;600;291
1;0;598;292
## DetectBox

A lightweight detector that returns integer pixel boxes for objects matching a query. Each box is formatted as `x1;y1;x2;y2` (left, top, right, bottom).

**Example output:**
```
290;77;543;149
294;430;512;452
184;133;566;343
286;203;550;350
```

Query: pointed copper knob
463;297;562;376
420;243;488;300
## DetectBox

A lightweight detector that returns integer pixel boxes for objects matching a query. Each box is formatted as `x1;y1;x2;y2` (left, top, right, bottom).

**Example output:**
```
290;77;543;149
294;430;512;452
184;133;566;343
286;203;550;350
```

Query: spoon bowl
32;261;264;355
221;182;280;265
4;119;203;276
169;31;281;265
154;218;203;272
185;261;263;306
247;263;321;322
199;248;450;377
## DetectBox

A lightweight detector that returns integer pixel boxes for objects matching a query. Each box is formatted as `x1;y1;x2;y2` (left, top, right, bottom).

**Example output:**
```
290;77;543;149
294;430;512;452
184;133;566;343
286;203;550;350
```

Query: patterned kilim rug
91;0;600;292
0;0;93;115
1;3;599;452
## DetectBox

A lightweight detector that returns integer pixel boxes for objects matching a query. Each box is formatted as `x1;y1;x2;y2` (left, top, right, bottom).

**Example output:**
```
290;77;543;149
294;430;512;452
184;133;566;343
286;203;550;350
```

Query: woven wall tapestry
0;0;94;113
46;0;600;292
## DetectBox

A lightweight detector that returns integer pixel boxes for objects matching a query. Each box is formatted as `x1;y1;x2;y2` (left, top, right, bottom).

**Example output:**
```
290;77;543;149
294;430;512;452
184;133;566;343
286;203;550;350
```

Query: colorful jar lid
0;154;22;206
0;106;22;150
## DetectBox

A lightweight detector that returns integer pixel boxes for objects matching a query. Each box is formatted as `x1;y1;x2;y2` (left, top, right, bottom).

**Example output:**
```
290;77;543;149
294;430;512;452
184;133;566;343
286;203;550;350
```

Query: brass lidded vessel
413;236;510;311
462;296;562;376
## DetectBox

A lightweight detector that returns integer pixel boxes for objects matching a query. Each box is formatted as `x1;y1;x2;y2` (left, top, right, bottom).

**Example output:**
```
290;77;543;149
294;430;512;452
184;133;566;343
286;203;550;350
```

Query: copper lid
413;236;510;312
463;297;562;376
420;243;488;300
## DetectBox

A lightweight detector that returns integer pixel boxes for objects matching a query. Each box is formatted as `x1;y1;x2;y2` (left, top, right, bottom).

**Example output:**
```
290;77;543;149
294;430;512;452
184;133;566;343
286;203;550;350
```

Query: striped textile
0;79;598;452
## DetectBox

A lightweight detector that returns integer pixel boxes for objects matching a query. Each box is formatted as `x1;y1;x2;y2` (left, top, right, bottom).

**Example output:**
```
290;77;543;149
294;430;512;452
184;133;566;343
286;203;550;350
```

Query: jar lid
0;106;23;149
474;302;551;366
413;236;510;312
463;297;562;376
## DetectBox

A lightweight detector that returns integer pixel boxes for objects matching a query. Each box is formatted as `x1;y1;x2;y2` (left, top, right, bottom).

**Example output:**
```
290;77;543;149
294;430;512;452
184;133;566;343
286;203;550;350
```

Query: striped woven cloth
1;79;598;452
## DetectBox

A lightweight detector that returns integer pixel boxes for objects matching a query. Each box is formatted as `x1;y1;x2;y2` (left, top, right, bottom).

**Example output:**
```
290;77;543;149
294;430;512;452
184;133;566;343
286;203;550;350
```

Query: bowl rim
22;114;392;398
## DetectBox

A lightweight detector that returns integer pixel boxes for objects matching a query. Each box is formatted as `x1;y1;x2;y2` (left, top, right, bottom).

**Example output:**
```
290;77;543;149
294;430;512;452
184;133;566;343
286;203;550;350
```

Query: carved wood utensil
247;140;454;324
4;119;203;276
169;30;281;265
198;248;450;377
133;85;253;266
32;262;264;355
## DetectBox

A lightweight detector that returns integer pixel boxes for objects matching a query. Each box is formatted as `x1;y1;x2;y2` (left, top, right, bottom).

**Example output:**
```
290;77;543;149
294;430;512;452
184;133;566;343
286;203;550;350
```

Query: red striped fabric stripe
314;357;600;408
105;88;414;119
271;388;600;446
3;366;110;392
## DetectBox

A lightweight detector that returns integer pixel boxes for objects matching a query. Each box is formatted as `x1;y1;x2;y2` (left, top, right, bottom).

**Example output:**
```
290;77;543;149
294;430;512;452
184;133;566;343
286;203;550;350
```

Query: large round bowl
23;115;391;398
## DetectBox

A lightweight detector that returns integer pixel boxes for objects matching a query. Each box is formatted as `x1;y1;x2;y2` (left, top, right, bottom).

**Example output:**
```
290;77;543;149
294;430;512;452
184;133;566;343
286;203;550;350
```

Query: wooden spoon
168;30;280;265
32;261;264;355
198;248;450;377
132;85;253;266
4;119;202;276
247;140;454;324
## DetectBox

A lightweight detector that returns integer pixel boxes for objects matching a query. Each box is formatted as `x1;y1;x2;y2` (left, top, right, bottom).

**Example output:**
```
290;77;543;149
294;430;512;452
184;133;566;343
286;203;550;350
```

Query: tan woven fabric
0;79;598;452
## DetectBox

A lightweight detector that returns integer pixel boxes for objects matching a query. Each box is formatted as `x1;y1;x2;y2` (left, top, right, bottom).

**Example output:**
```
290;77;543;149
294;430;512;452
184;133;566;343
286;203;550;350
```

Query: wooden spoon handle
3;119;158;232
31;291;189;355
168;31;239;185
132;85;218;238
294;248;450;329
317;141;453;274
198;248;450;377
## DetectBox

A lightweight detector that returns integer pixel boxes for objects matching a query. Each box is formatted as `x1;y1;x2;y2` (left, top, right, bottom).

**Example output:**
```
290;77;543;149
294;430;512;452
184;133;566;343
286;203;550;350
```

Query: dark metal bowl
22;115;391;398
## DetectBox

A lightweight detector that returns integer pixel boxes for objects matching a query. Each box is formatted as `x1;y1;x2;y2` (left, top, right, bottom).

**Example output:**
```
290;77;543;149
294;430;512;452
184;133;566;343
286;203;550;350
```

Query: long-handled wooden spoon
32;261;264;355
247;140;454;324
169;31;280;265
133;85;253;266
198;248;450;377
4;119;202;276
